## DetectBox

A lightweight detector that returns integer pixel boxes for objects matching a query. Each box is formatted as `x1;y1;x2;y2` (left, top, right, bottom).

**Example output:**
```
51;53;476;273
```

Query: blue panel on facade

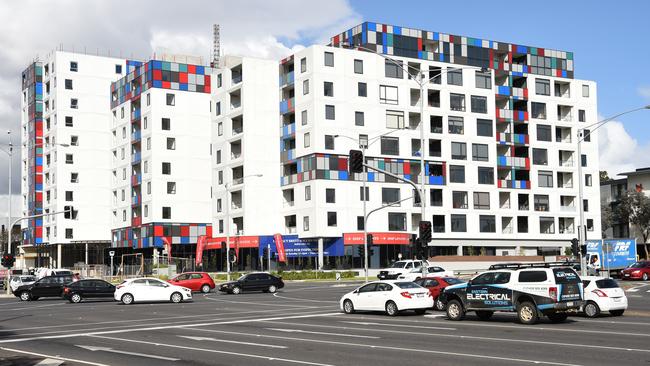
430;175;444;185
35;82;43;94
433;32;439;41
180;84;188;91
35;183;42;190
154;237;163;247
152;60;162;70
35;219;42;226
367;172;375;182
196;66;205;75
181;237;189;244
339;171;348;180
393;26;401;35
498;86;510;95
153;80;162;88
35;157;43;165
35;237;42;244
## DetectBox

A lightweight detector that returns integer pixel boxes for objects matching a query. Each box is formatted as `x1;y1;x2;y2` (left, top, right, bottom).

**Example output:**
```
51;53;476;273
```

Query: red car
168;272;215;293
620;261;650;281
414;276;465;311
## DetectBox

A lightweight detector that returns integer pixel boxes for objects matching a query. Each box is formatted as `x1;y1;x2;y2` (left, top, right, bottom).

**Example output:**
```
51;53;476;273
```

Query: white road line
0;303;65;312
266;328;380;339
76;345;180;361
184;327;580;366
35;359;64;366
272;293;339;303
178;335;287;348
267;321;650;353
0;347;109;366
90;335;334;366
203;296;323;308
625;284;648;292
343;321;456;331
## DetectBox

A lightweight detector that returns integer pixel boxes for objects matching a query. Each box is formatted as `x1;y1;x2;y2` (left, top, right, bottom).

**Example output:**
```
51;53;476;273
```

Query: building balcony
131;152;141;164
559;159;574;167
496;109;528;122
281;123;296;137
285;227;297;234
279;71;295;87
130;109;141;121
131;195;141;206
497;179;530;189
560;205;576;212
281;149;296;162
280;98;295;115
131;174;142;186
131;130;141;142
496;132;529;145
496;86;528;100
497;156;530;169
131;216;142;227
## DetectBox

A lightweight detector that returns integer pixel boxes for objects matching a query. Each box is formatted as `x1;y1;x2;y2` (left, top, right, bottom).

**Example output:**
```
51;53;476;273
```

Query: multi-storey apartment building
109;56;213;258
276;22;600;268
20;51;128;267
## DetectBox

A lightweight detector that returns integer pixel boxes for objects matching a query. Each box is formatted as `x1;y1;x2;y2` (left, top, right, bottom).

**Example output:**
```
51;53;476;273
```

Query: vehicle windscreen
21;276;36;282
595;279;619;289
628;262;645;268
552;268;580;284
390;261;408;268
443;278;465;285
394;282;421;289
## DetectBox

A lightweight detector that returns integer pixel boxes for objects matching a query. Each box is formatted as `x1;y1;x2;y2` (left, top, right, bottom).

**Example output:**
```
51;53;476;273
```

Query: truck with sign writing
585;239;637;276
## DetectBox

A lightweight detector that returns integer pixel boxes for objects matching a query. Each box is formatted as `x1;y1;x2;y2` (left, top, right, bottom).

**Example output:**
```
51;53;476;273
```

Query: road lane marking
203;296;324;308
76;345;180;361
626;284;648;292
272;293;339;303
35;359;64;366
266;328;380;339
343;321;456;331
90;335;334;366
0;303;65;312
183;327;580;365
178;335;287;348
0;347;108;366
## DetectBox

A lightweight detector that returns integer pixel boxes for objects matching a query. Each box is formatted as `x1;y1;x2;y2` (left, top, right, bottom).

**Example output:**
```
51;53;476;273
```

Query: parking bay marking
0;346;109;366
178;335;287;349
266;328;380;339
76;345;180;361
90;335;334;366
272;293;339;303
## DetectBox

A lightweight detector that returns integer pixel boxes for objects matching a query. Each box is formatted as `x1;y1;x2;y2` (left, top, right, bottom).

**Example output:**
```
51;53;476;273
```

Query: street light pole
7;130;12;255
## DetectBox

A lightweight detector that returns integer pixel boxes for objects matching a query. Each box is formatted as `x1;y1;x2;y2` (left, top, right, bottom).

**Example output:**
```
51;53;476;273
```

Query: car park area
0;279;649;366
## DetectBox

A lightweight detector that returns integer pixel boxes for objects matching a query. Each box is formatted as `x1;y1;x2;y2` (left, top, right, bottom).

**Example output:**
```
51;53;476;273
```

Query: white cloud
598;119;650;178
639;86;650;99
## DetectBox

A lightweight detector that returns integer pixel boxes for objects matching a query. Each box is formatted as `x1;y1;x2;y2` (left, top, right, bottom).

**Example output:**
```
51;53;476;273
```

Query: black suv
219;273;284;294
14;274;74;301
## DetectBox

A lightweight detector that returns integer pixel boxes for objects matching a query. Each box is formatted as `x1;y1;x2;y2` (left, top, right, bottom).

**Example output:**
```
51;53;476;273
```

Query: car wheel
517;301;539;325
170;292;183;303
584;301;600;318
200;284;211;294
70;293;82;304
385;301;399;316
475;311;493;321
609;309;625;316
121;293;134;305
231;286;241;295
19;291;31;301
343;299;355;314
547;312;568;323
434;297;446;311
643;273;649;281
446;299;465;321
268;285;277;294
414;309;426;315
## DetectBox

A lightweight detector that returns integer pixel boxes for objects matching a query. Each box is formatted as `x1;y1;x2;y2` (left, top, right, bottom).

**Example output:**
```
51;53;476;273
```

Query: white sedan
114;278;193;305
580;276;627;317
398;266;454;281
340;281;433;316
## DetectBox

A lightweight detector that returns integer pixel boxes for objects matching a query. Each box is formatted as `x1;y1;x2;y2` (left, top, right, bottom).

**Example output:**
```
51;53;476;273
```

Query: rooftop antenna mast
211;24;221;68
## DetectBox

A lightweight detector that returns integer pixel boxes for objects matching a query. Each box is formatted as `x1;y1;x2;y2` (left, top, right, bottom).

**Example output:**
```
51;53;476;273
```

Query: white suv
377;260;429;280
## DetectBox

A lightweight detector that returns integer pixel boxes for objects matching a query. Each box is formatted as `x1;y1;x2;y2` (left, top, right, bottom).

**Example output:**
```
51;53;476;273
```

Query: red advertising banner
195;235;207;266
205;236;260;249
274;233;287;262
343;232;410;245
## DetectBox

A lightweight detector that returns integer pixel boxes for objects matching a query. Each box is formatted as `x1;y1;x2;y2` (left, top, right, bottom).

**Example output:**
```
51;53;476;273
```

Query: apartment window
162;118;171;130
355;111;365;126
517;216;528;233
70;61;78;72
146;93;150;106
65;191;73;201
450;93;465;111
165;93;175;106
143;117;148;129
122;127;126;139
305;186;311;201
475;71;491;89
380;137;399;155
325;105;335;120
448;116;464;134
122;168;126;179
122;210;126;222
70;135;79;146
324;52;334;67
218;220;224;234
70;172;78;183
215;102;221;116
379;188;400;205
147;182;151;194
451;215;467;232
537;124;552;141
121;190;125;201
532;148;548;165
146;137;151;150
480;215;496;233
386;110;404;129
360;134;368;148
166;137;176;150
358;82;367;97
218;171;223;185
449;165;465;183
354;59;363;74
323;81;333;97
360;186;369;201
327;211;337;226
65;116;73;127
144;161;148;173
429;139;441;157
585;174;593;187
583;199;589;212
304;132;310;148
452;191;468;209
474;119;493;137
385;60;403;79
534;195;549;211
540;217;555;234
471;96;487;114
472;144;489;161
325;188;336;203
300;57;307;73
447;68;463;86
535;79;551;95
162;207;171;219
478;167;494;184
379;85;398;105
216;150;221;164
582;85;590;97
303;216;310;231
303;79;309;95
301;110;308;125
579;109;586;122
162;162;171;175
430;189;442;206
144;205;148;217
430;115;443;133
538;171;553;187
120;107;125;118
451;142;467;160
388;213;406;231
587;219;594;231
581;154;587;167
65;229;73;239
473;192;489;209
324;135;335;150
64;79;73;90
531;102;547;119
70;99;78;109
65;154;73;164
167;182;176;194
432;215;445;233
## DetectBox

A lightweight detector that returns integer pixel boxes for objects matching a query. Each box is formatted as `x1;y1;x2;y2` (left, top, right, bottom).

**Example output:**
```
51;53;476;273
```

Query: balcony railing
560;205;576;212
131;216;142;227
497;156;530;168
496;108;528;122
281;123;296;137
498;179;530;189
496;86;528;100
131;152;141;164
131;130;141;142
496;133;529;145
280;98;295;114
279;71;295;87
130;109;141;121
559;159;574;167
131;174;142;186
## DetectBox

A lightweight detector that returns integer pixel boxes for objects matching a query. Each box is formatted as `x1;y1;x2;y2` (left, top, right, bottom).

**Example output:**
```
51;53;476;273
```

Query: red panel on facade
180;226;189;236
206;226;212;237
403;162;411;175
204;85;211;93
153;69;162;80
154;225;163;236
162;81;171;89
187;65;196;74
417;38;422;51
204;75;211;85
179;72;188;83
538;48;545;56
338;157;347;171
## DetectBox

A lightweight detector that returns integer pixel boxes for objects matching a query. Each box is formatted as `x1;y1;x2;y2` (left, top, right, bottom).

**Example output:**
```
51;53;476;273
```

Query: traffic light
357;245;364;257
580;244;587;257
571;238;579;257
348;149;364;174
366;233;373;245
368;246;375;257
419;221;432;244
1;254;15;268
228;248;236;263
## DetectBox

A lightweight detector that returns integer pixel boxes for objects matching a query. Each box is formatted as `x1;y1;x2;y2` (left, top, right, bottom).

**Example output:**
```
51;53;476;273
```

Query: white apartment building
211;55;281;248
110;56;213;256
20;51;128;267
276;22;600;268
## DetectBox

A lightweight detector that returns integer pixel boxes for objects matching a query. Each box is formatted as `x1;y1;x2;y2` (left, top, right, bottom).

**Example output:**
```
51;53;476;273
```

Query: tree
600;171;610;181
600;198;614;238
617;190;650;258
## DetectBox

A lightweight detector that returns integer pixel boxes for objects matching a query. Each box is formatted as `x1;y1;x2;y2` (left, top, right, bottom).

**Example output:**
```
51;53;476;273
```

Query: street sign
109;250;115;257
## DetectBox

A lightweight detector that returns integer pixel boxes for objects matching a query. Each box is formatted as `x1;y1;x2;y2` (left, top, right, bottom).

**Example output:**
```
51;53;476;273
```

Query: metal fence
69;256;194;281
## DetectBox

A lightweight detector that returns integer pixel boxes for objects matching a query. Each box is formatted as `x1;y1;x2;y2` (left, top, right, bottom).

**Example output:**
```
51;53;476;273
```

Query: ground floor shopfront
18;241;111;269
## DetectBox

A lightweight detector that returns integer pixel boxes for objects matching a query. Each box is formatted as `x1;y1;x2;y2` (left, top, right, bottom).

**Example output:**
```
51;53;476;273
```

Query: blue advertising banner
586;239;637;269
258;235;344;258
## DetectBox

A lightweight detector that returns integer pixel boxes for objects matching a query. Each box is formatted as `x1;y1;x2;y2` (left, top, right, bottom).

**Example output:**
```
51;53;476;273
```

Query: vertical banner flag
274;234;286;263
195;235;207;267
162;237;172;262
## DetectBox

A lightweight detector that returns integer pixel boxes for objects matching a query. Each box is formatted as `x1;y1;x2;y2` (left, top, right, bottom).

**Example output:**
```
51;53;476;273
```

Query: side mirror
163;284;170;288
467;280;472;286
353;289;359;294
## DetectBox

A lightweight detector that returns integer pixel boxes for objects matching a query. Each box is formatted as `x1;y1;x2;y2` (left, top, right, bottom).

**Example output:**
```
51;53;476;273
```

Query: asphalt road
0;280;649;366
